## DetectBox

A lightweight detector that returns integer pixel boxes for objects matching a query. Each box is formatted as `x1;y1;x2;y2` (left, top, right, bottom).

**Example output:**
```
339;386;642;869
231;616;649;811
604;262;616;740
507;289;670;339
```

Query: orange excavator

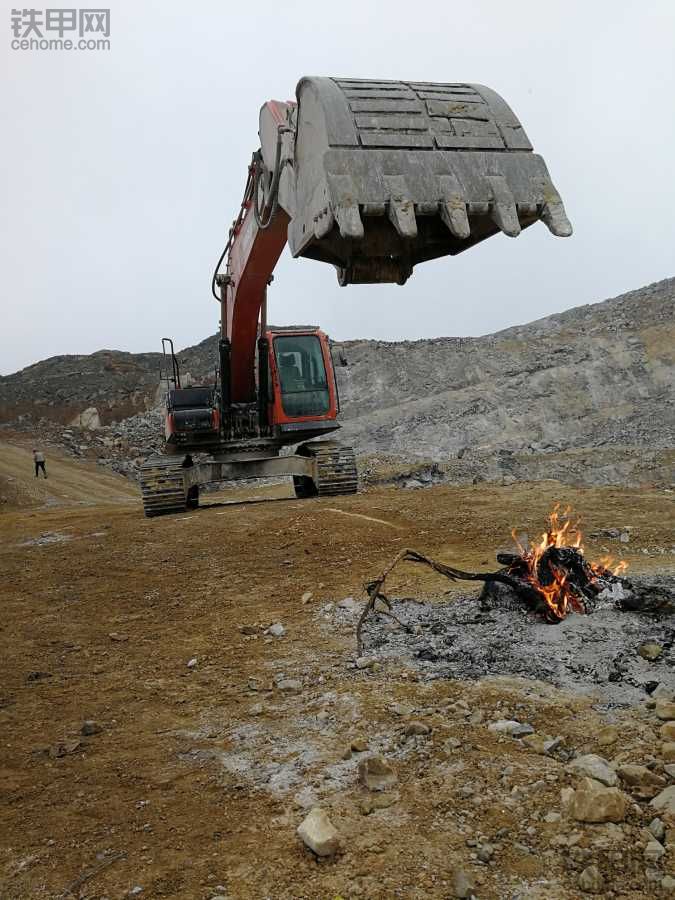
140;76;571;516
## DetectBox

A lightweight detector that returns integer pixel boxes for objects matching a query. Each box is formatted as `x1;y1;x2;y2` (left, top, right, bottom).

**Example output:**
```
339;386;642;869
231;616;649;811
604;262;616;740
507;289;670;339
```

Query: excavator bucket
287;77;572;285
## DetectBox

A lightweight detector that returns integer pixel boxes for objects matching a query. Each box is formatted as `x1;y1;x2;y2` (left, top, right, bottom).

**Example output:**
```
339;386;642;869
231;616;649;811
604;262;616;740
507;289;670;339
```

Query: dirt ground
0;440;137;510
1;438;674;899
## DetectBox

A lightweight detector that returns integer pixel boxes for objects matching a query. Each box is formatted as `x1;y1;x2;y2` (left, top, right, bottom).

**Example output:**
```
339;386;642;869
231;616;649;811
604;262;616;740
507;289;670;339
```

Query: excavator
140;76;572;517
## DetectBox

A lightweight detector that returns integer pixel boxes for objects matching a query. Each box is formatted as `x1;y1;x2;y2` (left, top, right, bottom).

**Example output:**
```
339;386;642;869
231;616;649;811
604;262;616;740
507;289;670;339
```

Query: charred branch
356;545;659;655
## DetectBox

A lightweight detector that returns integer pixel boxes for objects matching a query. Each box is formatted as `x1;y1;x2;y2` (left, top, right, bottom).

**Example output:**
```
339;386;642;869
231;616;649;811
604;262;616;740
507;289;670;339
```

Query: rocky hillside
336;277;673;455
1;277;673;486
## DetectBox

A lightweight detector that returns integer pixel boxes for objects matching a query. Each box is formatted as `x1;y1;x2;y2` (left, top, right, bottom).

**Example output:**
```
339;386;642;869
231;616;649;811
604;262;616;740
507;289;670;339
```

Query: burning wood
500;504;627;620
357;504;632;654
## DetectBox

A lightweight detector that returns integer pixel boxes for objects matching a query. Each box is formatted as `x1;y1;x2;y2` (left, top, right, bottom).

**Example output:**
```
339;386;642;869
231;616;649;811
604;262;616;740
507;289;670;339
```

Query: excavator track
295;443;358;497
139;455;189;518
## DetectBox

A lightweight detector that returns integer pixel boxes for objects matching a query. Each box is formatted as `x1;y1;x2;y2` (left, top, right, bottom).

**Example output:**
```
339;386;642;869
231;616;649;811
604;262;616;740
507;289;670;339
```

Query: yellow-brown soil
1;442;673;899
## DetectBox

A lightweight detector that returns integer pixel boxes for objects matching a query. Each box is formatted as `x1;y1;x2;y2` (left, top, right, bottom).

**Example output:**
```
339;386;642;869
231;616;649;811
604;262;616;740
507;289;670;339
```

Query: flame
510;503;627;620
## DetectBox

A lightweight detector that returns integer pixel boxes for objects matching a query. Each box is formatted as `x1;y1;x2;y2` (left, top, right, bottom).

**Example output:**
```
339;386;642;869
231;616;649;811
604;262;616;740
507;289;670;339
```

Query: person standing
32;448;47;478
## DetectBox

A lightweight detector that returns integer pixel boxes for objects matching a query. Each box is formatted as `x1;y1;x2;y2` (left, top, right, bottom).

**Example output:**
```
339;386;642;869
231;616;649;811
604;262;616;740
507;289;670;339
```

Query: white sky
2;0;674;374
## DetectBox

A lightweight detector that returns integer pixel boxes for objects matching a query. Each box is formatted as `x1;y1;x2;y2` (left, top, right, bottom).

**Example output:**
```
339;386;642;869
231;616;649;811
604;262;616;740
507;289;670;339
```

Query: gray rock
359;756;397;792
337;597;360;612
578;865;604;894
389;702;413;717
297;807;340;857
355;656;374;670
405;721;431;737
644;841;665;864
451;867;475;899
477;842;495;862
81;720;102;736
276;678;302;693
650;784;675;817
617;763;666;798
267;623;285;637
648;817;666;842
568;754;617;787
488;719;534;737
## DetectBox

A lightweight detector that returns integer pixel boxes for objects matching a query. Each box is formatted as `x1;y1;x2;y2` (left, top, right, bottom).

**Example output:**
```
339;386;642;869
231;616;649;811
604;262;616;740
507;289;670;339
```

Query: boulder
405;721;431;737
71;406;102;430
81;720;102;736
651;785;675;819
488;719;534;737
597;725;619;748
297;807;340;857
656;700;675;722
567;754;617;787
617;764;666;799
569;778;628;823
578;865;605;894
451;868;475;899
276;678;302;693
648;817;666;842
522;733;547;754
644;840;665;864
661;722;675;742
359;756;397;792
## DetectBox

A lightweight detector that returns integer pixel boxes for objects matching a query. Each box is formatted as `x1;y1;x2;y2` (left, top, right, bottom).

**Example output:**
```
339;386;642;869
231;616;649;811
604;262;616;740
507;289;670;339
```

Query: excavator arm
214;76;571;406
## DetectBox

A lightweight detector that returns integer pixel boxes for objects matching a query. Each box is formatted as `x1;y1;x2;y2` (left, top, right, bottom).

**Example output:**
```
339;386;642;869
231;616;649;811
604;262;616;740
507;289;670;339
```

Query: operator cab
267;328;340;439
273;334;330;418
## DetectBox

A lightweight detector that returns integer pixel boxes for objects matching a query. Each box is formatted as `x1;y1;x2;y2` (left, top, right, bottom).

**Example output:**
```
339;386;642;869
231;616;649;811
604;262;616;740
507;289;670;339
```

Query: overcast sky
2;0;674;375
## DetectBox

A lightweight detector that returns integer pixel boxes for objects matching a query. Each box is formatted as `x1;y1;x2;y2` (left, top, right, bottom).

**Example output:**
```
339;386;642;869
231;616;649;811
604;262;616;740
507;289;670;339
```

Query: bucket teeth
328;174;365;239
335;202;364;240
384;176;417;239
313;207;334;239
541;198;573;237
486;174;521;237
291;77;572;281
439;175;470;239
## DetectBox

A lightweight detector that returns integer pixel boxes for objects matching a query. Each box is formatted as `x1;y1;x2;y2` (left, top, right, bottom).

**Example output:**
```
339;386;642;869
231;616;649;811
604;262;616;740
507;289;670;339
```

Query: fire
511;503;628;620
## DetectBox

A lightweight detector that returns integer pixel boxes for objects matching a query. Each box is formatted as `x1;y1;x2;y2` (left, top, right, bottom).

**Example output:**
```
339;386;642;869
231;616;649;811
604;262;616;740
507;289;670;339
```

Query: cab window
273;335;330;417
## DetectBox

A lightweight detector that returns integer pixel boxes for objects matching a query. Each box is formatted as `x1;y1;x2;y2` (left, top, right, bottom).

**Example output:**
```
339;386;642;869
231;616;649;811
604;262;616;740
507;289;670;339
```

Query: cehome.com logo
10;8;111;51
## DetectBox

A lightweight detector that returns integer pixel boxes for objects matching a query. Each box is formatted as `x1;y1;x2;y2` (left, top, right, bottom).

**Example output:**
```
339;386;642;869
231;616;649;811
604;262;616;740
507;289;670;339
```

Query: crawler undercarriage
139;441;357;517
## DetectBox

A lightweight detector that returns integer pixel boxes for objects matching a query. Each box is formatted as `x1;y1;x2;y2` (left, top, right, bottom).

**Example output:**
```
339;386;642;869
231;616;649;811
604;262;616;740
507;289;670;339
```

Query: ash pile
352;574;674;708
340;506;674;708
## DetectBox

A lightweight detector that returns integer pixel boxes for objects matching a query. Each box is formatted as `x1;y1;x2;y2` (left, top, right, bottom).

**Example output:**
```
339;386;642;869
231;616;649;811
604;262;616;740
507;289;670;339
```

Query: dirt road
1;451;673;899
0;439;137;510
